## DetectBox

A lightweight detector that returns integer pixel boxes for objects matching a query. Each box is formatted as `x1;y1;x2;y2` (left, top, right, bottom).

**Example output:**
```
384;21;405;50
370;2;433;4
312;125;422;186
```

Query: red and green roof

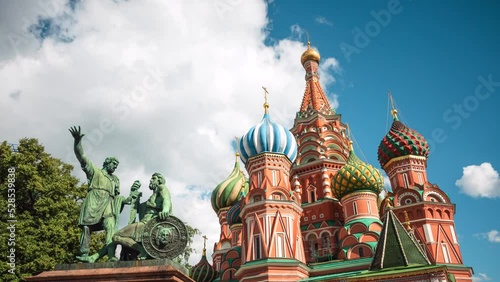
378;119;429;168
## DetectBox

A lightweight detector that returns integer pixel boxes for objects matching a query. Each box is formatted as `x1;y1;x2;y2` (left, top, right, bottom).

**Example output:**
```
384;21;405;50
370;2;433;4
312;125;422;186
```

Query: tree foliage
0;139;88;281
0;139;199;281
173;224;200;270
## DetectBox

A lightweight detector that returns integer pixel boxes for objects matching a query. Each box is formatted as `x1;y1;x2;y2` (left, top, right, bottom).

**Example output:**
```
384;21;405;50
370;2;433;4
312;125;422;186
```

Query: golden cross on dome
202;235;208;255
262;86;270;113
346;124;353;151
235;136;240;157
388;90;399;120
203;235;208;248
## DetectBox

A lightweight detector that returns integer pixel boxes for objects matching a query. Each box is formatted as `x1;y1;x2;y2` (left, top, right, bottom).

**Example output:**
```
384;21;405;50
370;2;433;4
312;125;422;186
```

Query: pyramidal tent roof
370;209;430;270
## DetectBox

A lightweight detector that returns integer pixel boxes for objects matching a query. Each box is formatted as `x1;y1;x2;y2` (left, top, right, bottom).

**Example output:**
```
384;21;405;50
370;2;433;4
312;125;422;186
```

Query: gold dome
301;41;321;65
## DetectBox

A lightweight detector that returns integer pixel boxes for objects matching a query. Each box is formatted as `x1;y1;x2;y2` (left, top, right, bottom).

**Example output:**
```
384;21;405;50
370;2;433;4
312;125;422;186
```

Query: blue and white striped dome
239;112;298;164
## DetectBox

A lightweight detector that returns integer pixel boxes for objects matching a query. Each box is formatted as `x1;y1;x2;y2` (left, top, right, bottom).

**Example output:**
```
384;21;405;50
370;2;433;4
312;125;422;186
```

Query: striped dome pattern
190;254;217;282
227;200;242;226
239;113;298;164
378;120;429;168
211;157;249;214
332;150;384;200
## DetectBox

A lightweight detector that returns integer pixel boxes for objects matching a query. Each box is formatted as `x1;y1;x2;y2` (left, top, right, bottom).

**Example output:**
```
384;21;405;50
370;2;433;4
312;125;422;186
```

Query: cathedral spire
262;86;269;114
299;41;332;114
389;90;399;121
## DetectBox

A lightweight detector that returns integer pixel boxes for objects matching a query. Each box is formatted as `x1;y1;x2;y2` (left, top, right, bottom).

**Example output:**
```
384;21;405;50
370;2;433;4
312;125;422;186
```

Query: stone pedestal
25;259;194;282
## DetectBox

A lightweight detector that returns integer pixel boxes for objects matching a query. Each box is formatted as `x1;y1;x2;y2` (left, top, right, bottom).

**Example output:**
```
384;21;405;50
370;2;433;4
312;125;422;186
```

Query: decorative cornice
383;155;427;170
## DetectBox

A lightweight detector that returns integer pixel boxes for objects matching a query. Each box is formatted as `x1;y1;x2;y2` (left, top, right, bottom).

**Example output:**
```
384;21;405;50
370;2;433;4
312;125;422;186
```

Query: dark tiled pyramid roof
370;210;430;270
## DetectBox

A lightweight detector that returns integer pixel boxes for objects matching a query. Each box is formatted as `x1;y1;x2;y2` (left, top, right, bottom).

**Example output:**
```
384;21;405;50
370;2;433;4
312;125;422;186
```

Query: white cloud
290;24;304;40
315;16;333;27
487;230;500;243
472;273;492;282
455;162;500;198
0;0;341;265
474;230;500;244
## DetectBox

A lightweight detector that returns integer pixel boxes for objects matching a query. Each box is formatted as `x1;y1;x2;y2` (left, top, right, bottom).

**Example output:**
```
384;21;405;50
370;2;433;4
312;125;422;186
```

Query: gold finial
346;124;353;151
235;137;240;158
262;86;269;113
300;33;321;65
388;90;399;120
202;235;208;256
403;211;411;231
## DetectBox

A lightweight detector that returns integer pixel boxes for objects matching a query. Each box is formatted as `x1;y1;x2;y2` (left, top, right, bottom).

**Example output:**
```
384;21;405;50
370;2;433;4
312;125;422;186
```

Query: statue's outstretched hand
69;126;85;142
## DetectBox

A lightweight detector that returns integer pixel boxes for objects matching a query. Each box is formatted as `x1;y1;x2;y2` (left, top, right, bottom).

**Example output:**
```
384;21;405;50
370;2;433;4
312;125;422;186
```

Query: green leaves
0;139;87;281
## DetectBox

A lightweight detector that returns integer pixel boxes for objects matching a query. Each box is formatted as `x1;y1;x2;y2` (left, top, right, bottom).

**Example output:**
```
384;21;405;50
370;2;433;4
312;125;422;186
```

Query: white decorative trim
423;191;446;203
397;191;420;206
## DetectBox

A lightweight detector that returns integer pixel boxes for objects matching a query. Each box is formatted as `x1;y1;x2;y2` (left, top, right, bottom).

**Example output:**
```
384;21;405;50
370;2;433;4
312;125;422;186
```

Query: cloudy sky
1;0;499;280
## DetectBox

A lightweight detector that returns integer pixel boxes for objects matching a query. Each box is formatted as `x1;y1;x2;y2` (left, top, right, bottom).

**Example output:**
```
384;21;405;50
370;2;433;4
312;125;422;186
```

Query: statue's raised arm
69;126;88;169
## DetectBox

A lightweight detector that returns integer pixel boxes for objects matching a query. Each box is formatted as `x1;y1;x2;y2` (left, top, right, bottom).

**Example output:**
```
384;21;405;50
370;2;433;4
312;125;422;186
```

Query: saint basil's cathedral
189;43;474;282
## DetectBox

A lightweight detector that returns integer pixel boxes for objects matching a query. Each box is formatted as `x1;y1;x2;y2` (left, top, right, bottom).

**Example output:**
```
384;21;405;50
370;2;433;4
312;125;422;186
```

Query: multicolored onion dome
190;253;217;282
227;199;242;226
301;41;321;65
332;148;384;200
239;112;298;164
378;117;430;168
211;156;249;214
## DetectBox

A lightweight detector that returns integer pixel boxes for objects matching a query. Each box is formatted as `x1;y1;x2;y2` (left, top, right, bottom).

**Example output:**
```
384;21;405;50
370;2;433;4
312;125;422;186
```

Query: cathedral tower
211;154;248;276
236;93;308;282
378;96;473;281
290;42;350;263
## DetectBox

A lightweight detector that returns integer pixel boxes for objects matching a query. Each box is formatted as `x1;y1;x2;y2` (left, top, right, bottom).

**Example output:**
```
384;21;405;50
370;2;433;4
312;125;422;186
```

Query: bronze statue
112;172;172;260
69;126;137;262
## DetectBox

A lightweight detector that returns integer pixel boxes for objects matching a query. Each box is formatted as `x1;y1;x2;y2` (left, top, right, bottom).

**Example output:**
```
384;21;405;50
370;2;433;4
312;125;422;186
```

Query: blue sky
0;0;499;280
266;0;500;280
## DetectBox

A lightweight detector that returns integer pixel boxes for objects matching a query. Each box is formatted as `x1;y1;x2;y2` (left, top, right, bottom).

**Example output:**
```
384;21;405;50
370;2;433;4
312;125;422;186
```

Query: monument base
25;258;194;282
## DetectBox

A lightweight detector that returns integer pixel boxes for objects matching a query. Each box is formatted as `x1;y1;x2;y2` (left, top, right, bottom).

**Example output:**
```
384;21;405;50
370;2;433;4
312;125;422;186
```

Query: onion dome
239;106;298;164
226;199;242;226
190;249;217;282
211;154;249;214
332;143;384;200
377;109;429;168
301;41;321;65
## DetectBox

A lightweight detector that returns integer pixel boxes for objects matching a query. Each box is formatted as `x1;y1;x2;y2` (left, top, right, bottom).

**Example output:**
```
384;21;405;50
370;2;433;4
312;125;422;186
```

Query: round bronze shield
142;215;188;259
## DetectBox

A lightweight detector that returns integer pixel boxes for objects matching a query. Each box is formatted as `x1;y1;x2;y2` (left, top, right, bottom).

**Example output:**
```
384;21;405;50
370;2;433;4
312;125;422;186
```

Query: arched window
308;234;318;258
308;186;317;203
358;247;364;257
253;235;262;260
